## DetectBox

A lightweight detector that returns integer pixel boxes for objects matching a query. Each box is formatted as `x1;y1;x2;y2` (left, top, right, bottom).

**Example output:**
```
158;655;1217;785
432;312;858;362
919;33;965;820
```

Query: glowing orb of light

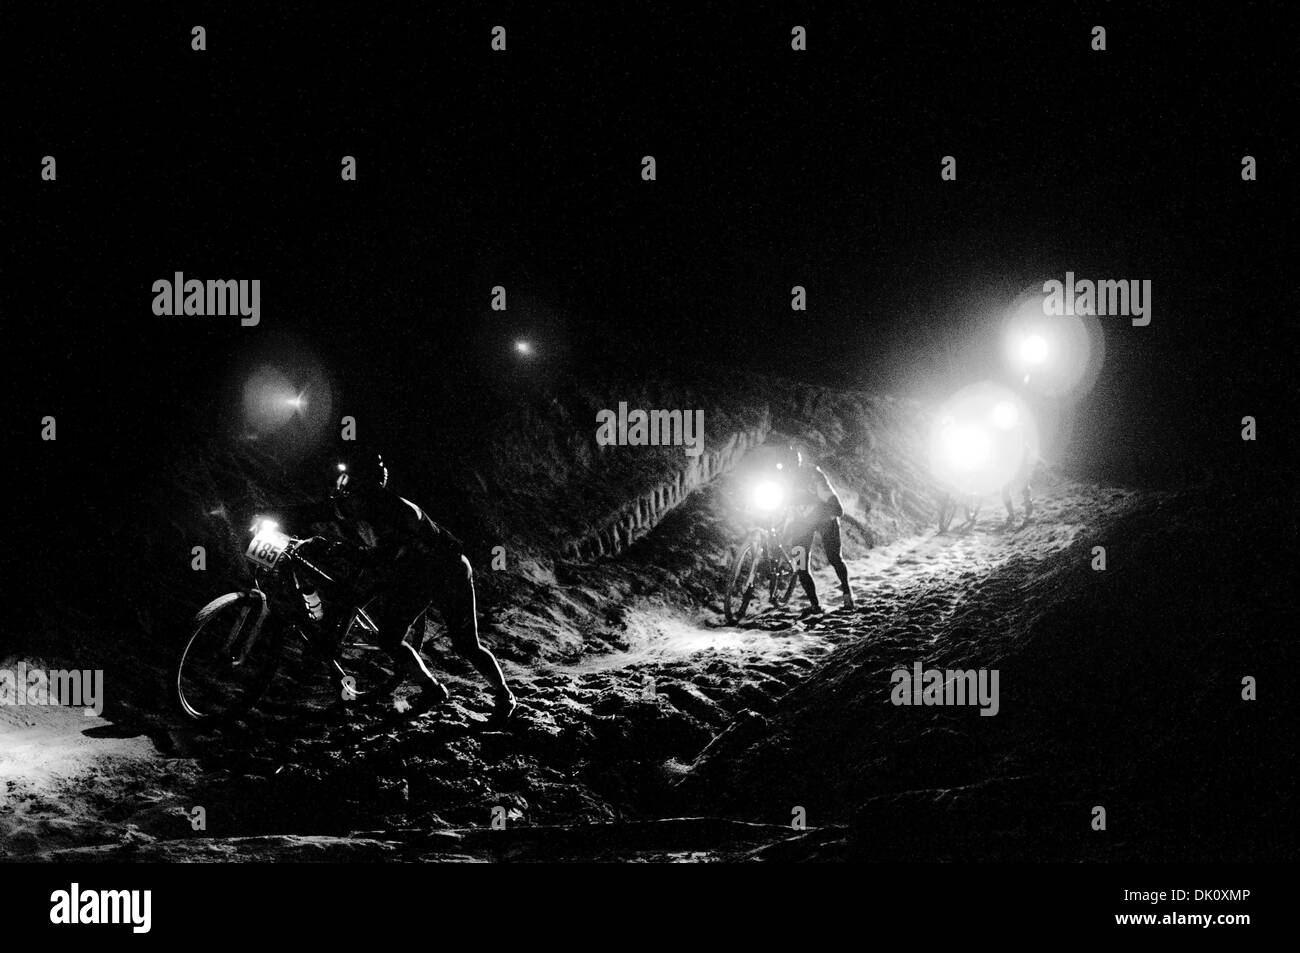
1020;334;1049;365
992;400;1020;430
945;425;992;472
752;479;785;512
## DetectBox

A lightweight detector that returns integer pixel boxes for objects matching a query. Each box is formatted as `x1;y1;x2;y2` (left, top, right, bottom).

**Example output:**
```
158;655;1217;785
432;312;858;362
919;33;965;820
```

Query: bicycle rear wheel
332;602;400;702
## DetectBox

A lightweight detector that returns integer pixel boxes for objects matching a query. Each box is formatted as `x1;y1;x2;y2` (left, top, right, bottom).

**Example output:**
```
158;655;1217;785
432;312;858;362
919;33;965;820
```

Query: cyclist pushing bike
778;446;856;616
278;449;516;726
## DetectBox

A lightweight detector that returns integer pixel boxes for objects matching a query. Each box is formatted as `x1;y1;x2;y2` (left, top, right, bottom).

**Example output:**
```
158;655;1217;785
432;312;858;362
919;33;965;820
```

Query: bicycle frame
747;519;798;598
244;539;379;661
724;506;801;624
177;532;389;722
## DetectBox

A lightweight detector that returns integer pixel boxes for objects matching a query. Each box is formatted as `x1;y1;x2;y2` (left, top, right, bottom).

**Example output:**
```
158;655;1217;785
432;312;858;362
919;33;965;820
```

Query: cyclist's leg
371;564;440;693
821;518;851;595
431;555;510;696
408;610;428;651
791;524;820;608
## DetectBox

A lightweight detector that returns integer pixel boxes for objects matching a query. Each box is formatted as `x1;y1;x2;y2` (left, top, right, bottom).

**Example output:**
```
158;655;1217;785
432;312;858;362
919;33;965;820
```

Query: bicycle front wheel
724;535;761;624
176;591;283;724
770;545;796;607
938;495;956;533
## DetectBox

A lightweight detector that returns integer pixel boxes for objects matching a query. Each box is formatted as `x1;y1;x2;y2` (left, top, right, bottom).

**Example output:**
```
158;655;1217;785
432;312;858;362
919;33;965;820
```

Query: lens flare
230;337;337;455
930;382;1040;496
1001;288;1104;399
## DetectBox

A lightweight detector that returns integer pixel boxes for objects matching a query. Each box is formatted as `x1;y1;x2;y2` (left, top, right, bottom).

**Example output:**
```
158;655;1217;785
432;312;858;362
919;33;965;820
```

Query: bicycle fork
223;590;270;667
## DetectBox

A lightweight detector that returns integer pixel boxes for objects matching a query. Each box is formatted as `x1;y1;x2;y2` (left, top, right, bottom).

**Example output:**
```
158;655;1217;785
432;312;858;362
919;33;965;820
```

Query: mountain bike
723;516;798;624
937;491;981;533
175;518;398;724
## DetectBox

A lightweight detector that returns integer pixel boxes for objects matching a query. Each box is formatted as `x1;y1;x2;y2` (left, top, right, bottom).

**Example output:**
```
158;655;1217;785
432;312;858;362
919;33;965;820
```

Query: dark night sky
4;2;1294;528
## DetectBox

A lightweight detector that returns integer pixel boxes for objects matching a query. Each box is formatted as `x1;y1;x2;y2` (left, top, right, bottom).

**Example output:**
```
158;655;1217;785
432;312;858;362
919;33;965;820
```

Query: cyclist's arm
813;468;845;519
331;495;418;569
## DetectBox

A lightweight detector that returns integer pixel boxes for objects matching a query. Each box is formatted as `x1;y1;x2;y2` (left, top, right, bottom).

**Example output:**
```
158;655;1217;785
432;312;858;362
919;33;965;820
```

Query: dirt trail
560;478;1127;678
2;479;1136;861
0;703;201;856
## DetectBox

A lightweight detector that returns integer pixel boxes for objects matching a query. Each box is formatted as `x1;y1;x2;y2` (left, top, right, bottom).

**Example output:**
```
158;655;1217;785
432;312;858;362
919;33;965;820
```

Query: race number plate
245;526;291;569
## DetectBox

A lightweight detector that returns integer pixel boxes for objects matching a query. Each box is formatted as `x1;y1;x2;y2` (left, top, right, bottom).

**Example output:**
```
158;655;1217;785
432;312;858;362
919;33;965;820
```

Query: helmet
332;450;388;497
